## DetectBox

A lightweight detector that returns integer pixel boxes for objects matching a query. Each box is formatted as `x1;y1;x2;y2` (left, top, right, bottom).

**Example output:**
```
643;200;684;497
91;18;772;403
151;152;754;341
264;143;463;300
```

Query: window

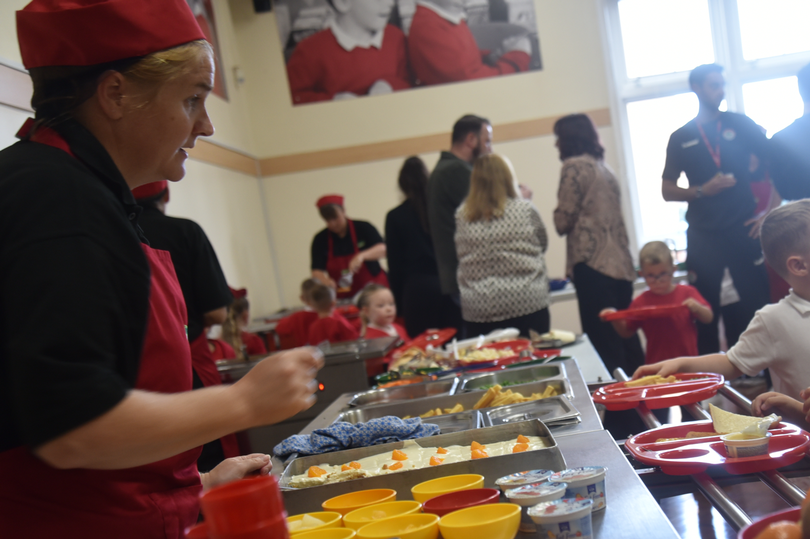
603;0;810;251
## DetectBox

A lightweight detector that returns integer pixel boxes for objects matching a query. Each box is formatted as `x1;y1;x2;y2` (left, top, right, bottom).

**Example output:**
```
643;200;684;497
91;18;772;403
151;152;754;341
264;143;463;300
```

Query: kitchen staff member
133;180;240;473
0;1;322;537
311;194;389;298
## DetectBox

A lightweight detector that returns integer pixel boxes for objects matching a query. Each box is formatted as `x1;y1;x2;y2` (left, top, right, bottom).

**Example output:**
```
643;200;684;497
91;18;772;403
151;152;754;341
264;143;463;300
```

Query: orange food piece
436;447;448;454
471;449;488;459
752;521;802;539
341;464;351;471
349;461;361;469
389;462;404;471
429;456;444;466
392;450;408;461
308;466;327;478
512;443;529;453
471;441;486;451
516;435;530;444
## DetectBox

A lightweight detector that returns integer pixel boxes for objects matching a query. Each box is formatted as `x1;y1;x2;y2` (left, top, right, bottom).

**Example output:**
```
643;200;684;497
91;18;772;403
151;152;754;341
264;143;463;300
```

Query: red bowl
185;522;210;539
200;476;285;536
737;507;800;539
421;488;501;517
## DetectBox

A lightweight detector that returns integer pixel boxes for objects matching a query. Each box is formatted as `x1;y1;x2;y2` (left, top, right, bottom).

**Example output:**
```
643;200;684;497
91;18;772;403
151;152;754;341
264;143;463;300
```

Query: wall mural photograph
274;0;543;105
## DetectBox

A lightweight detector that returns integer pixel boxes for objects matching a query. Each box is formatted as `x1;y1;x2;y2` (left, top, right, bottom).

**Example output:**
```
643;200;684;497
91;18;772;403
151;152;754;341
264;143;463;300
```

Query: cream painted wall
0;0;27;66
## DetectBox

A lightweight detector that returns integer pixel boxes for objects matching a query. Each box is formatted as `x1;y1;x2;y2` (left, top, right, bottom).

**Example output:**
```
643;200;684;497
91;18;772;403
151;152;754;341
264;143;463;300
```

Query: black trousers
573;263;645;377
402;274;462;338
687;225;769;354
464;307;551;339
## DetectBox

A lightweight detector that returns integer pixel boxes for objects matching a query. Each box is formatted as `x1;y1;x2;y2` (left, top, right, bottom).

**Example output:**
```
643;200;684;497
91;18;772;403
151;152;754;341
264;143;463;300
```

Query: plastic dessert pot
549;467;607;511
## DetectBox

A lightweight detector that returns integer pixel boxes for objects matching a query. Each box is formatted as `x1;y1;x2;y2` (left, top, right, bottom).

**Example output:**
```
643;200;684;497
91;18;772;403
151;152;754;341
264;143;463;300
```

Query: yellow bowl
343;501;422;530
287;511;343;536
410;474;484;503
356;514;439;539
322;489;397;516
439;503;521;539
294;529;357;539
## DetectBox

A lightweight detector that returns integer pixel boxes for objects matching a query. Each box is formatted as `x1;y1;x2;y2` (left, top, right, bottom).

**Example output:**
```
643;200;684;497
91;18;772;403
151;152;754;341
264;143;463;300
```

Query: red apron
326;219;389;298
0;122;201;538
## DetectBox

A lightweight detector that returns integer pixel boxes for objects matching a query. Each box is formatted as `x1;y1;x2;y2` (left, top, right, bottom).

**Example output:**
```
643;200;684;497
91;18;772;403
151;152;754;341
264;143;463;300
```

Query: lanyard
697;120;722;169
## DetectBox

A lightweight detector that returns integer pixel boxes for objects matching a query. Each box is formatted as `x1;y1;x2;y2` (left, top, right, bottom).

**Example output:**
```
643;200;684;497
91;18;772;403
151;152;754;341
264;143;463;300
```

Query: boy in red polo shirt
285;0;411;104
308;284;359;344
276;279;320;348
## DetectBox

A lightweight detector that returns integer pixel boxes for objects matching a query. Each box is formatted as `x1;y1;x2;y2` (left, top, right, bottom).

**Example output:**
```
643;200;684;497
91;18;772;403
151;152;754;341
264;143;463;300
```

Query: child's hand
682;298;700;313
368;79;393;96
599;308;617;321
631;358;681;380
752;392;795;417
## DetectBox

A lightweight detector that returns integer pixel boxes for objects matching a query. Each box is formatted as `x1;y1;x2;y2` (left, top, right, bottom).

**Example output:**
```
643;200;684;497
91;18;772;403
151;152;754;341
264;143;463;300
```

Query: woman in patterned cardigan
455;154;551;338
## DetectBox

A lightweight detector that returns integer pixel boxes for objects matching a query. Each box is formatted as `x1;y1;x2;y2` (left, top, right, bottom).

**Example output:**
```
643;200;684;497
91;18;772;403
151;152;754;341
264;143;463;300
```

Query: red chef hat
17;0;206;69
316;194;344;208
229;286;247;299
132;180;168;201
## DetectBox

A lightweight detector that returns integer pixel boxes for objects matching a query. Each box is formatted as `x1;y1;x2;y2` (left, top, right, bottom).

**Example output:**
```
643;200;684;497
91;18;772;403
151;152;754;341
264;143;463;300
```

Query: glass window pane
742;77;805;137
625;93;699;250
737;0;810;61
618;0;714;79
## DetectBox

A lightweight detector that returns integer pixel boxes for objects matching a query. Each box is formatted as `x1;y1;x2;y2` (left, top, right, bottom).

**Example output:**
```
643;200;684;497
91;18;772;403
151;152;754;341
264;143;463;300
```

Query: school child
221;287;267;360
635;201;810;406
276;279;320;348
307;284;360;344
285;0;411;104
600;241;713;365
356;284;410;377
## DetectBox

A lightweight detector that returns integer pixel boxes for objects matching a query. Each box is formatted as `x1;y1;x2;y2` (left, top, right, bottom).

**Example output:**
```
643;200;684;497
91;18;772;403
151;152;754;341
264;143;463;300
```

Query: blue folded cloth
273;416;441;458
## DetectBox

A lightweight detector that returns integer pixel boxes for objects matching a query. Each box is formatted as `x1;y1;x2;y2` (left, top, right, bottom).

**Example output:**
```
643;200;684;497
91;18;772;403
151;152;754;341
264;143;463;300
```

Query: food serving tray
455;364;568;394
483;395;580;428
602;304;688;321
591;373;724;411
456;339;533;367
348;379;459;407
279;420;566;514
407;328;457;351
625;420;810;475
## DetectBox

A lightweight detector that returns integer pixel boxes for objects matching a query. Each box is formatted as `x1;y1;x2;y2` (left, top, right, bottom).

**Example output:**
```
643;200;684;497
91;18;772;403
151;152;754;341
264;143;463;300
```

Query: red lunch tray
457;339;532;367
591;373;724;411
738;507;800;539
602;304;689;321
625;420;810;476
407;328;457;351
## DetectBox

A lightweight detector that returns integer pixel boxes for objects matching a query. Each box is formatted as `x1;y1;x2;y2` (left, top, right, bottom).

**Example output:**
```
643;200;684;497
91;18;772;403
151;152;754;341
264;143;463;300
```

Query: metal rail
692;473;753;530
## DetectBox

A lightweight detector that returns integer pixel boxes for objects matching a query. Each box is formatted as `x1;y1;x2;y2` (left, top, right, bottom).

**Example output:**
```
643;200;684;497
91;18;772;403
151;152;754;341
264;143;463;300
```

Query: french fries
624;375;677;388
418;403;465;418
473;384;559;409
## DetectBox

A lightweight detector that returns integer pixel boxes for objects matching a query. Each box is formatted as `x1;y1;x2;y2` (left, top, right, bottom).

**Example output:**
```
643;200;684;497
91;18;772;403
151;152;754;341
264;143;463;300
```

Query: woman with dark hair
552;114;644;376
385;156;457;336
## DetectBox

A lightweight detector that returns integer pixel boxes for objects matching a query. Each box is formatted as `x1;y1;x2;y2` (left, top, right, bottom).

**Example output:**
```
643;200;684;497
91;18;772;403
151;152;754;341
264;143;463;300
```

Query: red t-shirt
364;323;410;343
276;310;319;348
208;339;237;361
308;312;360;345
626;284;711;364
363;324;410;378
241;331;267;357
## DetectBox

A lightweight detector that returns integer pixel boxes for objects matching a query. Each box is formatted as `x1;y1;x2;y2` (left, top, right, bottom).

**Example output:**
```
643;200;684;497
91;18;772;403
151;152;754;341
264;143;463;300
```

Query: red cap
17;0;206;69
316;195;344;208
229;286;247;299
132;180;168;201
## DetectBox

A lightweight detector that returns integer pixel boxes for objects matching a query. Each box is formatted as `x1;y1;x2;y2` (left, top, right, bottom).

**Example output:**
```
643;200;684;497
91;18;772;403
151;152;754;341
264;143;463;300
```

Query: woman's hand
201;453;273;491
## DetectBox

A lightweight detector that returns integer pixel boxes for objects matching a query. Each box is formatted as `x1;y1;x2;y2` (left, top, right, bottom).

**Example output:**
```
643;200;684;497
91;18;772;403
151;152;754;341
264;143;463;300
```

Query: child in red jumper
600;241;714;365
276;279;320;348
285;0;411;104
308;284;360;344
357;284;410;377
408;0;531;86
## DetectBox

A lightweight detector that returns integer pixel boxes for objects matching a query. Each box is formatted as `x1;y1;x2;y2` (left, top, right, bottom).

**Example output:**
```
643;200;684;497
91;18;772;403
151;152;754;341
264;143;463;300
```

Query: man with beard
427;115;492;334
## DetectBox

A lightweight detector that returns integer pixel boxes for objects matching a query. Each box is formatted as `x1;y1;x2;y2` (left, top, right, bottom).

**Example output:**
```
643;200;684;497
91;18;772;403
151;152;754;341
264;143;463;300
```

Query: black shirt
770;114;810;201
0;120;150;452
385;200;439;309
138;207;232;343
662;112;769;231
310;220;384;275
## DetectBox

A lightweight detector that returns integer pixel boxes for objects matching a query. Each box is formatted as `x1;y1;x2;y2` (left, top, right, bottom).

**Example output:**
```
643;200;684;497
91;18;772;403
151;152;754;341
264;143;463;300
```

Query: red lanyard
697;120;721;169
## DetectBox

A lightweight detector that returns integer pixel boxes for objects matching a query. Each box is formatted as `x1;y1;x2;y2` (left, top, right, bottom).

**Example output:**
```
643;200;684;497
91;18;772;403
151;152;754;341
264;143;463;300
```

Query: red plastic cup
185;522;210;539
200;476;286;537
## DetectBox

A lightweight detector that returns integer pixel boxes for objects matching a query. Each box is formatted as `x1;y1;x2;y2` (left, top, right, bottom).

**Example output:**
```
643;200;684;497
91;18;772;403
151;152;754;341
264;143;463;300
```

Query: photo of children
186;0;229;100
275;0;543;105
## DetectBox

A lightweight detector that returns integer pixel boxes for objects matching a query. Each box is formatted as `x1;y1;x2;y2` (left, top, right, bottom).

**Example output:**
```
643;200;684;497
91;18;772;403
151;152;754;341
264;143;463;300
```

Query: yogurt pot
495;469;554;494
529;498;594;539
504;482;568;534
549;467;607;512
722;433;770;458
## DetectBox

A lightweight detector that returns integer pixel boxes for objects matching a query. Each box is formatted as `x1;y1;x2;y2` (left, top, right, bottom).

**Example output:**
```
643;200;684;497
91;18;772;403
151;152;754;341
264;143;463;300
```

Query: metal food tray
279;420;565;514
348;379;459;407
483;395;580;428
455;363;569;394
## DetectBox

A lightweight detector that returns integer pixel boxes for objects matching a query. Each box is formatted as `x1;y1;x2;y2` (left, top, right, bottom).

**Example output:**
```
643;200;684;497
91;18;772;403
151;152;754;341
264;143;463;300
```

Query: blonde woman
454;154;550;337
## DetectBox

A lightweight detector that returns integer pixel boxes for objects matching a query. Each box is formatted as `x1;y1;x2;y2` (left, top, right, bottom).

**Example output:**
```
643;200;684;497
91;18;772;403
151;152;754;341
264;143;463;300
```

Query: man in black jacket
771;62;810;201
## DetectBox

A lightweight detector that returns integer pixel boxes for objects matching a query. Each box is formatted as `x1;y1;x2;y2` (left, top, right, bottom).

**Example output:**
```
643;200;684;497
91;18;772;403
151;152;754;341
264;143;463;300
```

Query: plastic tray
602;304;688;321
625;420;810;475
408;328;457;351
738;507;800;539
591;373;724;411
457;340;532;367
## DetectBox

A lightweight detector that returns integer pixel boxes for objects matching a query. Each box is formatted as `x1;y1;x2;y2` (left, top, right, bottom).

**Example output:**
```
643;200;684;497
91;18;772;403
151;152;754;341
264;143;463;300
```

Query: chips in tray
472;384;558;409
624;374;677;388
457;348;516;362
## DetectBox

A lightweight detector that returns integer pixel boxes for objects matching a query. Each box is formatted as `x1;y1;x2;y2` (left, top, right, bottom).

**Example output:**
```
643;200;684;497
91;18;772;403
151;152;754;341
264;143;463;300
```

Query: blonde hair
462;154;518;222
639;241;673;267
760;199;810;279
355;283;389;337
123;40;214;106
221;296;248;361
